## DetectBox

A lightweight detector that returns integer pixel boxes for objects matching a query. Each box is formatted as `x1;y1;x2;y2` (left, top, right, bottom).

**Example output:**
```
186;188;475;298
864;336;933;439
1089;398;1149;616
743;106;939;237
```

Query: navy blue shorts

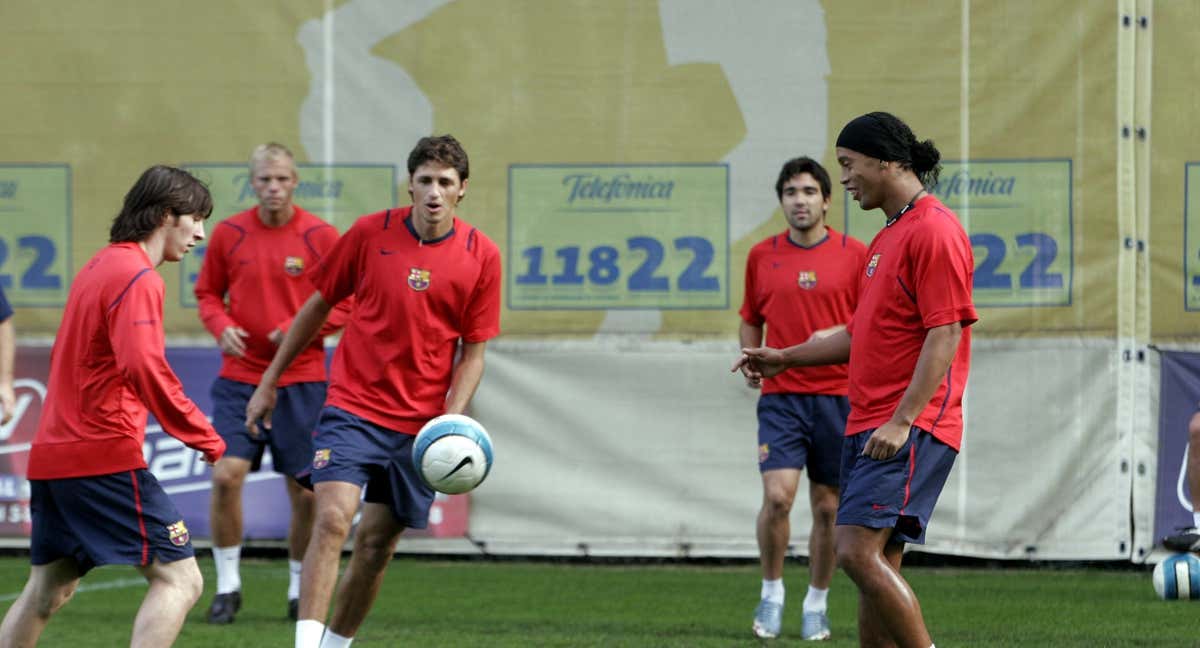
757;393;848;487
301;406;435;529
30;470;194;573
837;426;957;544
212;377;325;477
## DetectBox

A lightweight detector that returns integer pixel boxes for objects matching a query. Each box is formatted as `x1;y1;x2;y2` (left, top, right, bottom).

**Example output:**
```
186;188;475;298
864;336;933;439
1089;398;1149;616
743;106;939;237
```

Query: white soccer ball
1152;553;1200;600
413;414;494;495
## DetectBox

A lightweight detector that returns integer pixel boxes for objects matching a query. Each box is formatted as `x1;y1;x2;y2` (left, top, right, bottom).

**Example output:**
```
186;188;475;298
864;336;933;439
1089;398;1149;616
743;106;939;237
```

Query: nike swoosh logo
443;456;474;478
871;503;888;510
380;249;397;256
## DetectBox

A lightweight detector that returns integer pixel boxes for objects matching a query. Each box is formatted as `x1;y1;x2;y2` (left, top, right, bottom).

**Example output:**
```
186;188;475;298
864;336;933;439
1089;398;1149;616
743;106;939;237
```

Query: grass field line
0;576;146;603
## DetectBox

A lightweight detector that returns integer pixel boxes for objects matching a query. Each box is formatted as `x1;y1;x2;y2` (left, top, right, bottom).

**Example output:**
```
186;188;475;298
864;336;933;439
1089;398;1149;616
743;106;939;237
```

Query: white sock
295;619;325;648
802;585;829;614
319;629;354;648
1192;511;1200;528
761;578;784;605
212;545;242;594
288;559;303;600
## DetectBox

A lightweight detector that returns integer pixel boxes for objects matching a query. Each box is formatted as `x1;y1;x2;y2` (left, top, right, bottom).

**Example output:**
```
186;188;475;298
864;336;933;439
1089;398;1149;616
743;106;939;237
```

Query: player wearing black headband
736;112;977;648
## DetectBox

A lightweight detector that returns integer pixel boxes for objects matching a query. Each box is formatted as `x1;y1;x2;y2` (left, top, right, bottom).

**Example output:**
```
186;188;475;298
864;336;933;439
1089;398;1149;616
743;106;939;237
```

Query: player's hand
245;384;276;438
732;347;787;379
862;419;910;460
0;383;14;426
743;373;762;389
267;328;284;345
219;326;250;357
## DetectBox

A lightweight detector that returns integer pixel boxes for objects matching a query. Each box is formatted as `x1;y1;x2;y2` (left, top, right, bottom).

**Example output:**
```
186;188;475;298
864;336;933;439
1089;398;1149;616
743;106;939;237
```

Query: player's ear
458;178;468;203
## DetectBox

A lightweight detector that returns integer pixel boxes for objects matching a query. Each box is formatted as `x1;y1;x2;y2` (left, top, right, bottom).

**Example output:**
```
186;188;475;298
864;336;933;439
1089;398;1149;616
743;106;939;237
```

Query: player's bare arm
806;324;846;342
862;321;963;460
737;320;764;388
245;291;333;435
444;341;487;415
733;328;852;378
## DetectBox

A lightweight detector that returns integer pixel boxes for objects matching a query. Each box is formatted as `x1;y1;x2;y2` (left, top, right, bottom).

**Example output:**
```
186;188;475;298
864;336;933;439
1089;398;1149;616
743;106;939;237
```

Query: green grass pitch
0;556;1197;646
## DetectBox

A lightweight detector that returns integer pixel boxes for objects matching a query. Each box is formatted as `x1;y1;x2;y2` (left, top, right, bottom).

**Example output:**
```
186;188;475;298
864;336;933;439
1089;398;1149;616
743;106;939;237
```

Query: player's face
251;157;298;214
162;212;205;263
837;147;885;211
779;172;829;233
409;162;466;230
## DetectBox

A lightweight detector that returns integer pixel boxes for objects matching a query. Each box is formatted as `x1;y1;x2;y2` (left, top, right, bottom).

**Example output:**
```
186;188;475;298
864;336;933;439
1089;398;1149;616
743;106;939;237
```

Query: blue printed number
552;247;585;285
516;246;549;285
514;236;720;292
969;233;1011;289
0;235;62;291
969;232;1062;291
674;236;720;291
627;237;669;290
1015;232;1063;289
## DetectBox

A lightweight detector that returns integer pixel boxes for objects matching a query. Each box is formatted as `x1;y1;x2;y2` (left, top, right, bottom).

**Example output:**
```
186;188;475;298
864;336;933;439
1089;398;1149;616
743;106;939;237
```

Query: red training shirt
311;208;502;434
29;243;225;479
195;206;352;386
740;228;867;395
845;194;977;450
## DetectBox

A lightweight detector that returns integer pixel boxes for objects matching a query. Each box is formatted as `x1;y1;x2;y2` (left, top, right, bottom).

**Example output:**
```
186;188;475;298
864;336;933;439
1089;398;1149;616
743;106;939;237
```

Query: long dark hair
109;166;213;243
867;112;943;188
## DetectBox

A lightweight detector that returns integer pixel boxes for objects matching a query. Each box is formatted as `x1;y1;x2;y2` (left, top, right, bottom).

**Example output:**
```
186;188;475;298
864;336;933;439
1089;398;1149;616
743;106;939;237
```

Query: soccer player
0;286;13;426
739;157;867;641
0;166;226;647
1162;411;1200;552
196;143;352;624
735;112;976;648
245;135;501;648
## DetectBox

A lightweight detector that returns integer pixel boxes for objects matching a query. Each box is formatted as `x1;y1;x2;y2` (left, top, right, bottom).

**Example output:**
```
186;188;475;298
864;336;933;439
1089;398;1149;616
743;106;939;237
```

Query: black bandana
835;113;910;163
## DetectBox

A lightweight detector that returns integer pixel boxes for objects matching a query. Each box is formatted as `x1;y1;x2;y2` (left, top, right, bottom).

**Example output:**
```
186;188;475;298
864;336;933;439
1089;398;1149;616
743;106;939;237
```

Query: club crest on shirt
758;443;770;464
167;520;190;546
408;267;431;291
797;271;817;290
284;256;304;276
313;448;332;470
866;253;882;277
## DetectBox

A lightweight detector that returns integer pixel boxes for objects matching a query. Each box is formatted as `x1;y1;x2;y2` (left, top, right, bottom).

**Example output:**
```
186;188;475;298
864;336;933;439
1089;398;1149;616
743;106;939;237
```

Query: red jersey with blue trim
845;194;977;450
740;228;867;395
29;243;225;479
195;206;351;387
311;207;502;434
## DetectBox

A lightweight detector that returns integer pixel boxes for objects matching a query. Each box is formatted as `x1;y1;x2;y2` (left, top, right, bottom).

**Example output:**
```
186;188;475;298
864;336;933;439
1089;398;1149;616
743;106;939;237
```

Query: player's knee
313;508;354;540
355;540;394;570
160;560;204;606
33;583;75;619
762;488;795;516
834;541;869;576
210;467;245;494
812;498;838;524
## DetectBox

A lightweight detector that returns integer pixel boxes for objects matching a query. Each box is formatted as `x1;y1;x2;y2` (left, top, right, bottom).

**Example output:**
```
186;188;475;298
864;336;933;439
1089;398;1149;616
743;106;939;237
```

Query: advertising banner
1156;351;1200;541
0;165;71;308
